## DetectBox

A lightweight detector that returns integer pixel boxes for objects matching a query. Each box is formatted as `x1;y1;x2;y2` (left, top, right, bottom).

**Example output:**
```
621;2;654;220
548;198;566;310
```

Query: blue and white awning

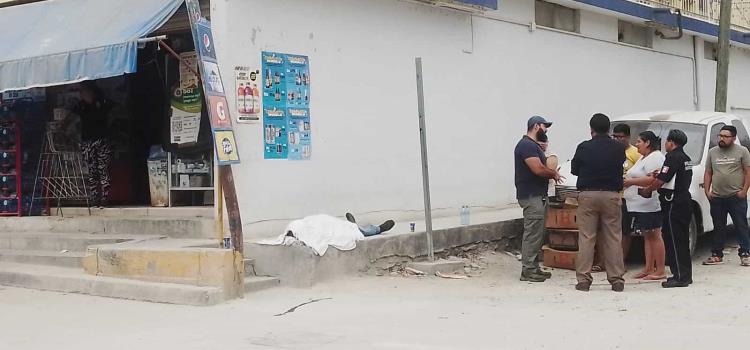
0;0;183;93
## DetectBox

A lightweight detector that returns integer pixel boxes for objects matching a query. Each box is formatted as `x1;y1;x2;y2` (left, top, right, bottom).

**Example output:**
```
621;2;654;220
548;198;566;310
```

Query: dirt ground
1;236;747;350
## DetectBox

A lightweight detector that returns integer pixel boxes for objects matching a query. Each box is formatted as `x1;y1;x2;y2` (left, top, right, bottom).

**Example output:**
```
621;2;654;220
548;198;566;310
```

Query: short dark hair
613;124;630;136
638;131;661;151
667;129;688;147
590;113;610;134
721;125;738;137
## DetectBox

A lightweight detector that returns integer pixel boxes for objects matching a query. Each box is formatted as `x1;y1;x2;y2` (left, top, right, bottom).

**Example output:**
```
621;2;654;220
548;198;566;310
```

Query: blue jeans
359;225;381;237
710;195;750;256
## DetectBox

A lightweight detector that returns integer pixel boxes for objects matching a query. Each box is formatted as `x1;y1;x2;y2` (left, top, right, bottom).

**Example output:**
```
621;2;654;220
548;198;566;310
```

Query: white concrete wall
210;0;750;238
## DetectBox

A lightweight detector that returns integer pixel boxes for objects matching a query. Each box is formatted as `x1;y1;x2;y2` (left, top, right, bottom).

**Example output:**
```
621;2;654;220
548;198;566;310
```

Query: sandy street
1;237;747;350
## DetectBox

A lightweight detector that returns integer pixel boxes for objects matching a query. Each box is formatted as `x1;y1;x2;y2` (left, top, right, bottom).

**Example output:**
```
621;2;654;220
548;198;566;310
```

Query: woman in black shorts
623;131;667;280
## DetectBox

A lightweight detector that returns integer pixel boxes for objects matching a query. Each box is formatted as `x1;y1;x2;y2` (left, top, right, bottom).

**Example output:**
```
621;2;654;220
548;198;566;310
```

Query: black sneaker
611;281;625;292
345;213;356;224
575;281;591;291
534;269;552;279
520;271;546;282
378;220;395;233
662;279;690;288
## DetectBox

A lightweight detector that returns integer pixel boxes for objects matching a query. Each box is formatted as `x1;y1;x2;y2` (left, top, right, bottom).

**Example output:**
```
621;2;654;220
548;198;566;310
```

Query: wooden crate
547;229;578;251
545;208;577;229
542;245;577;270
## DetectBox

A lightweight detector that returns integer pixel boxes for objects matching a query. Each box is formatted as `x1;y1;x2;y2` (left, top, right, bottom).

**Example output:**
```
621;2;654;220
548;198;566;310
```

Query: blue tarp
457;0;498;10
0;0;183;93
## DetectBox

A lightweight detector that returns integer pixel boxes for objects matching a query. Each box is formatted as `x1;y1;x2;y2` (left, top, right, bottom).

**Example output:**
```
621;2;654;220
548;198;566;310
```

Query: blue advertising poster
195;20;217;60
263;108;288;159
262;51;311;160
286;107;311;160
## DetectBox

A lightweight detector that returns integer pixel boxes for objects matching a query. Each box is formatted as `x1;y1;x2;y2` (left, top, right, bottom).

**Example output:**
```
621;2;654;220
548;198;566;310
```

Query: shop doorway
17;32;214;212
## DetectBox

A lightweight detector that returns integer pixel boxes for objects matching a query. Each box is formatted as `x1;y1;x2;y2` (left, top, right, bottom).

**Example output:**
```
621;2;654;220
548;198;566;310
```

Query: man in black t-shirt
571;113;627;292
514;116;561;282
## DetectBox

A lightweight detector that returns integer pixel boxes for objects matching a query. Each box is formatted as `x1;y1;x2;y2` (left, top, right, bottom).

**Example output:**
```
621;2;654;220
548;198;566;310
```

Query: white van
558;111;750;255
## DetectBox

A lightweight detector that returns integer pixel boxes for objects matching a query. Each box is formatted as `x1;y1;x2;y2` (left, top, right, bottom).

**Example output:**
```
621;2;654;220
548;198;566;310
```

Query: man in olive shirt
703;125;750;266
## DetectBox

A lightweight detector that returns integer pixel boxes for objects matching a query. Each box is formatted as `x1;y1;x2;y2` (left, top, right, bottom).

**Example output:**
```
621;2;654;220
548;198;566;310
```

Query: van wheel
689;215;699;257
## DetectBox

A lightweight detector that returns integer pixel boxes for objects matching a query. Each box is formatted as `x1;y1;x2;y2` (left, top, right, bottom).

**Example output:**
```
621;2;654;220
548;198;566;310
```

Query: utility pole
715;0;732;112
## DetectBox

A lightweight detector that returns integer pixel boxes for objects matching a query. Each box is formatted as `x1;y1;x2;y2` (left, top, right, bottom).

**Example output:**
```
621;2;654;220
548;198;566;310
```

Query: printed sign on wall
262;51;311;160
234;66;261;123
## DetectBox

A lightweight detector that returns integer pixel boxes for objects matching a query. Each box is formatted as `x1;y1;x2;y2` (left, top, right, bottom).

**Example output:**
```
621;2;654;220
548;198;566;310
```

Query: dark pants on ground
82;139;112;205
709;196;750;256
519;196;546;274
576;191;625;284
661;197;693;282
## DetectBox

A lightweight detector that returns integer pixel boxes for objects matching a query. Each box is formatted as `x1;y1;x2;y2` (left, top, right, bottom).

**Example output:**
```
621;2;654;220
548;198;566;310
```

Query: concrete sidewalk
246;206;524;287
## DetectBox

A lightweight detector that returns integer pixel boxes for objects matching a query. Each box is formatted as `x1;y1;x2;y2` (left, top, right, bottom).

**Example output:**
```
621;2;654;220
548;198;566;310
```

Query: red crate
547;229;578;251
545;208;577;229
542;245;577;270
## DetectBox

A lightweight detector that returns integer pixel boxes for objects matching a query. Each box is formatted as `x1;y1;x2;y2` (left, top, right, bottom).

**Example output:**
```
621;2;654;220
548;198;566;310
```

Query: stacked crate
542;200;579;270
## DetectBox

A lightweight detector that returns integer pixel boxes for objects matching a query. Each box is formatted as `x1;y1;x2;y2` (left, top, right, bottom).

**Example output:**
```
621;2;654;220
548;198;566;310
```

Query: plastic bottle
460;206;467;226
244;84;253;113
252;84;260;113
237;83;246;113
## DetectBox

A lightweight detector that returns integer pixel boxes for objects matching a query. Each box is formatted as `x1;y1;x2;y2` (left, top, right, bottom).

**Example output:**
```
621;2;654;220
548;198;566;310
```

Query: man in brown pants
570;113;627;292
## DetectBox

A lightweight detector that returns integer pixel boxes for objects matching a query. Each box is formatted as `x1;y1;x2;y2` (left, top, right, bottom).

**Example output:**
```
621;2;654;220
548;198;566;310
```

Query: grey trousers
519;196;547;273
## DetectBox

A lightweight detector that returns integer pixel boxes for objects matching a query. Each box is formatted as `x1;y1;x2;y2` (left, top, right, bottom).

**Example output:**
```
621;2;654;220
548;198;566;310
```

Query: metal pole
715;0;732;112
216;168;225;248
415;57;434;262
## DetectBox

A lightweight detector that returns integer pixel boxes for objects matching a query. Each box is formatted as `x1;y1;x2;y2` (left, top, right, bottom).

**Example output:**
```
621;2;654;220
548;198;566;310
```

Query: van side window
709;123;726;149
731;120;750;152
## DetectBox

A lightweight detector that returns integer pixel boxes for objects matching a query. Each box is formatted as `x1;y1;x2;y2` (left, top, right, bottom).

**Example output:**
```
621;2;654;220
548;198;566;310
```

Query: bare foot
643;274;667;280
632;271;649;279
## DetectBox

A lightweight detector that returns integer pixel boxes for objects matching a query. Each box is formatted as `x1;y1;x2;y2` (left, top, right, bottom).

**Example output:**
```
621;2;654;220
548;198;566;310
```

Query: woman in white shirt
623;131;667;280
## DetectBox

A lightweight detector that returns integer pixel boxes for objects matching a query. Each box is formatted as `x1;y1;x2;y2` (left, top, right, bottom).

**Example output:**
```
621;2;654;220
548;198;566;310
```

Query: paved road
1;235;746;350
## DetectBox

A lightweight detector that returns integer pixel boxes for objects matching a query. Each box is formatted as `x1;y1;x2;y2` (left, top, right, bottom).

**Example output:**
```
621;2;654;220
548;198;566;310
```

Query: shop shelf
169;187;214;191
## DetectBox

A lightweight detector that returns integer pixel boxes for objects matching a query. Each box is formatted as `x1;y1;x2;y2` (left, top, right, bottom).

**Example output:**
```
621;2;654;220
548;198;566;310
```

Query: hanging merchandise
234;66;261;123
262;51;311;160
179;51;199;89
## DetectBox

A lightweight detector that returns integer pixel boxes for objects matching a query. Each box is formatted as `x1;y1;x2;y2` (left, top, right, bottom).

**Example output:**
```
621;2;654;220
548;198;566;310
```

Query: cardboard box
542;245;577;270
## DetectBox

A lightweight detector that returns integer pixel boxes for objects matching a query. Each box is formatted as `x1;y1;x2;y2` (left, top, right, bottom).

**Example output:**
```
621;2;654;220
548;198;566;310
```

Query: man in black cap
514;115;561;282
639;129;693;288
571;113;626;292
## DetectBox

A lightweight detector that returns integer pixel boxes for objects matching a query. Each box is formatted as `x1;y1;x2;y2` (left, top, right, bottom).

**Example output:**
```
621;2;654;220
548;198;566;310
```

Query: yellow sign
214;130;240;165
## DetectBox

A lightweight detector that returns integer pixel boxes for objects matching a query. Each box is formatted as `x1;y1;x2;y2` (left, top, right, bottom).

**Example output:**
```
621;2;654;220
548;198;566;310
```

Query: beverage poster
184;1;241;165
234;66;261;123
262;51;311;160
214;130;240;164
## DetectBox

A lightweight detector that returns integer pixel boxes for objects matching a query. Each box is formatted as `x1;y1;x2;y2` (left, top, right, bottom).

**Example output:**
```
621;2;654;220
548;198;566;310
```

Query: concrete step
0;217;215;239
0;233;147;252
0;262;225;306
244;276;280;293
0;250;84;268
59;206;214;218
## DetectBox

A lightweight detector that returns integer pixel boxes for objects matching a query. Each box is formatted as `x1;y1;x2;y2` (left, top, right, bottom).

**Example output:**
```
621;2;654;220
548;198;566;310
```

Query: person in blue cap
514;115;561;282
